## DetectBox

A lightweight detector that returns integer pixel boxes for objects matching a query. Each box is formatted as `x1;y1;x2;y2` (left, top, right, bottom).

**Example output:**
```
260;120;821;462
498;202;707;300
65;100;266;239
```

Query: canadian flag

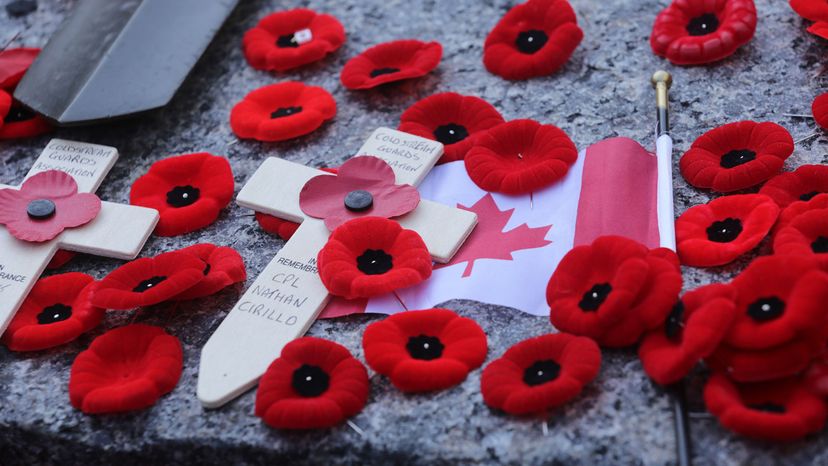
321;136;673;318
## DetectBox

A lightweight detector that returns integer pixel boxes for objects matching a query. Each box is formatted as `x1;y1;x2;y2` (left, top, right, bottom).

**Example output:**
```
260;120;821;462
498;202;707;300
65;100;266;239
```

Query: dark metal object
14;0;238;126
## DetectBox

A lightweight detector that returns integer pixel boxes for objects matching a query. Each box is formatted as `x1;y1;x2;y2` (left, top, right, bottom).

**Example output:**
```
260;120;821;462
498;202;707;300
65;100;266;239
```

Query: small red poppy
791;0;828;22
774;209;828;267
91;250;207;310
340;40;442;90
0;93;52;139
704;373;827;442
465;119;577;195
759;164;828;209
1;273;104;351
255;212;300;239
230;81;336;141
317;216;432;300
173;244;246;300
46;250;76;270
483;0;583;81
680;121;795;192
0;47;39;90
398;92;505;164
805;351;828;397
69;324;183;414
650;0;757;66
638;284;739;385
675;194;779;267
130;152;234;237
481;333;600;415
242;9;345;72
362;308;487;393
255;337;369;429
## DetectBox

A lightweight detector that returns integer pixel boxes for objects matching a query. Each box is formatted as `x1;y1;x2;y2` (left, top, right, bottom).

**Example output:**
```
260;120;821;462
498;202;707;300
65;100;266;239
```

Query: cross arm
59;202;159;260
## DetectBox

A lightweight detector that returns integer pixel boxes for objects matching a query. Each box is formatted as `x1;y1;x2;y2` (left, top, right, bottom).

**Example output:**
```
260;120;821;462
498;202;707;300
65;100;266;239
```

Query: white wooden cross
0;139;160;336
199;128;478;407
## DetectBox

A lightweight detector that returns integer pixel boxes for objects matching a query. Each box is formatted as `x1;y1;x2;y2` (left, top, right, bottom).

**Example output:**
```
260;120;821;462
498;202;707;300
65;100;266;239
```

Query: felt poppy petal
340;40;442;90
680;121;794;192
256;337;369;429
704;373;827;442
47;250;76;270
0;104;52;139
774;209;828;267
173;244;247;300
242;9;345;72
230;81;336;141
91;251;207;309
808;21;828;39
0;89;10;123
398;92;505;164
481;333;600;415
483;0;583;80
362;308;487;392
1;273;104;351
774;193;828;236
791;0;828;22
676;194;779;267
759;164;828;209
255;212;300;239
0;48;39;90
706;339;820;382
650;0;757;66
805;351;828;397
130;153;234;237
465;119;577;194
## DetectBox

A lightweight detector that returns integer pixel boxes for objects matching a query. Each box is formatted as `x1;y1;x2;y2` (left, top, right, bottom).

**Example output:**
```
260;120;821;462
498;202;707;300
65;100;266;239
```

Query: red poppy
317;216;432;300
242;9;345;72
805;351;828;397
774;209;828;267
481;333;600;415
398;93;505;164
91;250;207;310
69;324;183;414
791;0;828;22
1;273;104;351
704;373;827;441
0;94;52;139
680;121;794;192
464;119;577;195
255;337;369;429
650;0;757;66
130;152;234;237
230;81;336;141
759;164;828;209
483;0;583;80
0;47;39;90
547;236;681;348
255;212;299;239
173;244;246;300
46;250;76;270
638;284;739;385
774;193;828;235
362;308;487;392
340;40;442;90
675;194;778;267
706;339;823;383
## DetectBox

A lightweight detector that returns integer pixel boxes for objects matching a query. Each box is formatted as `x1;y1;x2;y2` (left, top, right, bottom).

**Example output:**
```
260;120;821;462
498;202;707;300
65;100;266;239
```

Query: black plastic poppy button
706;218;743;243
686;13;720;36
27;199;56;220
747;402;786;414
271;106;303;119
357;249;393;275
515;29;548;54
133;276;167;293
720;149;756;168
36;303;72;325
812;236;828;253
664;300;685;341
370;67;400;78
344;190;373;212
747;297;785;322
166;185;200;208
579;283;612;312
292;364;330;397
523;360;561;386
276;33;300;48
433;124;469;145
406;335;444;360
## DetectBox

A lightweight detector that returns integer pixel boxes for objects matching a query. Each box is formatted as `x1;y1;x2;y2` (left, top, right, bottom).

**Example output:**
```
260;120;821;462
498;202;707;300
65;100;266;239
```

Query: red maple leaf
437;193;553;277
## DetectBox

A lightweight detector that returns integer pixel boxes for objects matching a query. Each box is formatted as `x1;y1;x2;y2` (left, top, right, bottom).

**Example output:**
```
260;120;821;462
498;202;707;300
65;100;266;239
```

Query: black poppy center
203;263;212;276
406;334;445;360
747;297;786;323
26;199;56;220
271;106;303;119
720;149;756;168
133;276;167;293
523;360;561;386
664;300;685;341
812;236;828;253
344;190;373;211
291;364;330;397
579;283;612;312
686;13;720;36
356;249;393;275
276;33;300;48
5;106;35;123
36;303;72;325
515;29;548;54
706;218;743;243
747;402;786;414
370;67;400;78
433;123;469;146
166;185;200;208
800;191;821;202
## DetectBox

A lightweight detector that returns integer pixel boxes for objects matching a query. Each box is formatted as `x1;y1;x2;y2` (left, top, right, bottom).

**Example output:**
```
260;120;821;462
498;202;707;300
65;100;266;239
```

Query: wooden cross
198;128;478;408
0;139;160;336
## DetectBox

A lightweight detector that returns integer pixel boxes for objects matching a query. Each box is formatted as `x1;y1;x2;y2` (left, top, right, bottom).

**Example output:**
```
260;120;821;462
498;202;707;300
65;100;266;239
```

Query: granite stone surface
0;0;826;464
